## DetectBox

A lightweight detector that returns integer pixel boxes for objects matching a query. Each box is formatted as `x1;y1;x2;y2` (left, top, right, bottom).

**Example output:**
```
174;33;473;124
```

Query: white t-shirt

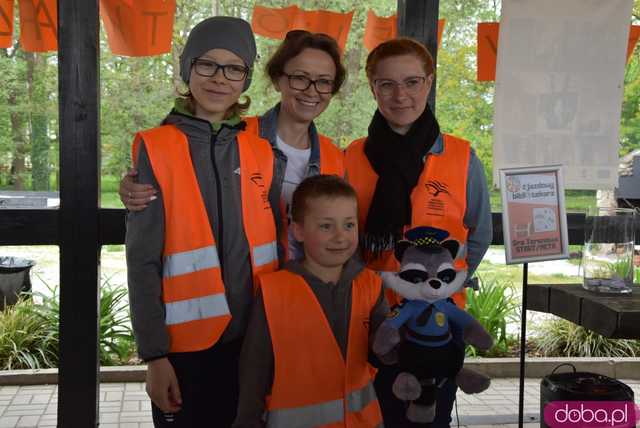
276;134;311;260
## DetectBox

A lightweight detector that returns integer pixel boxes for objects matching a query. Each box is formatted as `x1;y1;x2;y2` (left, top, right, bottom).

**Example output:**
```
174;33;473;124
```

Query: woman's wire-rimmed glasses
373;76;427;97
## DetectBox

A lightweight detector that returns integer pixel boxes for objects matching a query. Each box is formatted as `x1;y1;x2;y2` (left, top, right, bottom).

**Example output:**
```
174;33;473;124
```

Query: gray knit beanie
179;16;257;91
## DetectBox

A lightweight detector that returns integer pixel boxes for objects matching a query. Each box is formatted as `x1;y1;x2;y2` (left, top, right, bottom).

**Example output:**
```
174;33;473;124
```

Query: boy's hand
372;322;401;357
146;357;182;413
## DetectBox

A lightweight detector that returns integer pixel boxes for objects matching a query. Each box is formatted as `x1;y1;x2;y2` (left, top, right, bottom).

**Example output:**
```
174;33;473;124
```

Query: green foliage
0;279;136;369
465;274;519;356
535;317;640;358
98;278;137;365
0;297;58;370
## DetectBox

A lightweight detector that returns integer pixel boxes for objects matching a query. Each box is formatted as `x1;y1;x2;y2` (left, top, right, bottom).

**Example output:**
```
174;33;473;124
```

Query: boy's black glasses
191;58;249;81
283;73;335;94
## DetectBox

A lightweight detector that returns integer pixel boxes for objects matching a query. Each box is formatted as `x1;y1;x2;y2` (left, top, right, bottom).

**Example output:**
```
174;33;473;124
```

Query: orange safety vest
260;269;383;428
244;116;345;261
344;134;471;308
132;125;278;353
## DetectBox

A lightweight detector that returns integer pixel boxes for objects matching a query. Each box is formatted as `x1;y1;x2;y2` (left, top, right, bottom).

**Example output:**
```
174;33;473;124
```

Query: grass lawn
475;256;581;286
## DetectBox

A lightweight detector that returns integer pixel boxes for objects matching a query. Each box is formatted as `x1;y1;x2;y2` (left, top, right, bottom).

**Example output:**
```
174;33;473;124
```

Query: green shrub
535;317;640;357
0;278;136;369
0;298;58;370
98;278;136;365
465;275;520;357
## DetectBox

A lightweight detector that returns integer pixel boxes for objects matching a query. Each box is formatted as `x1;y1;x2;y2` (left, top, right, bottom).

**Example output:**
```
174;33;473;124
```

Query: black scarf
362;106;440;258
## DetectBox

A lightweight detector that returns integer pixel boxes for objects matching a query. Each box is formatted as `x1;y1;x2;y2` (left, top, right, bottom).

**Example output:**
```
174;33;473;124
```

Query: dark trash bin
0;256;36;310
540;364;635;428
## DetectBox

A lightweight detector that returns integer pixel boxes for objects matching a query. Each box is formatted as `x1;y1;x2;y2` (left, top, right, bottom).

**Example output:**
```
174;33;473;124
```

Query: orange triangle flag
476;22;499;82
626;25;640;63
364;9;445;51
100;0;176;57
0;0;14;48
252;4;353;52
19;0;57;52
477;22;640;82
363;10;444;52
363;10;396;51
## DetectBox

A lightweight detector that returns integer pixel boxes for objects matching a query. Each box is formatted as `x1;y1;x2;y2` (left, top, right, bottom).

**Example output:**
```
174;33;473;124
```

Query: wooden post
57;0;101;426
397;0;440;110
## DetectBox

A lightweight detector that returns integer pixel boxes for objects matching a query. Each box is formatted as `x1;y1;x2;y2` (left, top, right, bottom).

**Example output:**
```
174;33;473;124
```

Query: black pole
57;0;101;426
518;262;529;428
397;0;439;110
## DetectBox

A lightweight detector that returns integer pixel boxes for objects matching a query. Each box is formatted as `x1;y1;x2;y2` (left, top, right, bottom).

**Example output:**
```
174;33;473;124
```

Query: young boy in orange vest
233;175;389;428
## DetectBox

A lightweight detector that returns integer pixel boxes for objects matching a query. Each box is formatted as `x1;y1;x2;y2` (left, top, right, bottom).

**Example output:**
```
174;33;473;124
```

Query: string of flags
1;1;637;81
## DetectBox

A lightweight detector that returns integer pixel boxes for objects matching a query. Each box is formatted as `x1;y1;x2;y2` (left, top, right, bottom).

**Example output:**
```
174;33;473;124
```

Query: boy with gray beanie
125;16;279;428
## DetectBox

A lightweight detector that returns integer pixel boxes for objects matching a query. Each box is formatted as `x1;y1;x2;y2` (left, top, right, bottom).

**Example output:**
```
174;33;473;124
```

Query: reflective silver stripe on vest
252;241;278;267
163;245;220;278
165;293;229;325
347;381;377;413
266;381;378;428
266;398;343;428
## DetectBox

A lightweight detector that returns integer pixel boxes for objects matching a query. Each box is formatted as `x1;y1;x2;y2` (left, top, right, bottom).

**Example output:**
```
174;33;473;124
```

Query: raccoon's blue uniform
385;299;475;347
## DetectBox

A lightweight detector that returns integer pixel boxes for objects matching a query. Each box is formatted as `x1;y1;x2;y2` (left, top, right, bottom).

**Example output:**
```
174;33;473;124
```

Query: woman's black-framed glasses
192;58;249;81
373;76;427;97
284;73;335;94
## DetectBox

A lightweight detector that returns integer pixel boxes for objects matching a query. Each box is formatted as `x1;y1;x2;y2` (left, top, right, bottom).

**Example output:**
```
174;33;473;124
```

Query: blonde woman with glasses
345;38;492;427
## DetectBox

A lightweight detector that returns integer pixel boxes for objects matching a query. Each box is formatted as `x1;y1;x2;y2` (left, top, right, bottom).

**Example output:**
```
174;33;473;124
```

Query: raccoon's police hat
394;226;459;262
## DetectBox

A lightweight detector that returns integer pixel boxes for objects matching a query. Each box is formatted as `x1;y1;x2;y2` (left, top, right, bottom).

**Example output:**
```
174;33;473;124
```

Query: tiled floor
0;378;638;427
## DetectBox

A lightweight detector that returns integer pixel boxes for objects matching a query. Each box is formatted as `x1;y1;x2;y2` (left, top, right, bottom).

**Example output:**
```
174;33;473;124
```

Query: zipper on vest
210;132;225;276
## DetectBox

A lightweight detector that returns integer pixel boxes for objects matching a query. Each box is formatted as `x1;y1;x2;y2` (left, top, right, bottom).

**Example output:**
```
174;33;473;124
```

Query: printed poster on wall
492;0;634;190
500;165;569;264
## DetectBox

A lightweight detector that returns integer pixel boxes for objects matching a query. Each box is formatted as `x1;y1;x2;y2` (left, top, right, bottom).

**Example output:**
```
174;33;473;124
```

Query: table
527;284;640;339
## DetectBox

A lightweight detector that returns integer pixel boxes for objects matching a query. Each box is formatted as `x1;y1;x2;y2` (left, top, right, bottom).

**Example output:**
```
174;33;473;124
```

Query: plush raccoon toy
373;226;493;424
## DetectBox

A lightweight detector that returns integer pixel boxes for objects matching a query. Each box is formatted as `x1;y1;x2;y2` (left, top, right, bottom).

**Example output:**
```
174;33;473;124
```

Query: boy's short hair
291;175;357;223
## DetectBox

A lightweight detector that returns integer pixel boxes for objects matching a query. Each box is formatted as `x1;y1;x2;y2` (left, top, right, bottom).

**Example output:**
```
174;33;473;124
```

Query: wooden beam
57;0;100;426
397;0;439;109
0;210;58;245
0;210;593;247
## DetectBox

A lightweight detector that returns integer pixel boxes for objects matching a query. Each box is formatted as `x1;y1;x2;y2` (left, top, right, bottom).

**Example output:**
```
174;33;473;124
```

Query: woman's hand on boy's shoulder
146;357;182;413
120;168;157;211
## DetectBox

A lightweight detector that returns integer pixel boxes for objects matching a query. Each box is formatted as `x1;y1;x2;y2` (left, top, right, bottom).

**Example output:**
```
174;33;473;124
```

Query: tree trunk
9;90;27;190
26;52;50;191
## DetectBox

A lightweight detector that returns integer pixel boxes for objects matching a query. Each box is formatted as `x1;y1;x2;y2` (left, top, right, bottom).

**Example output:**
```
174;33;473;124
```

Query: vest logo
250;173;264;187
363;317;370;330
425;181;448;217
426;180;450;197
250;173;271;210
